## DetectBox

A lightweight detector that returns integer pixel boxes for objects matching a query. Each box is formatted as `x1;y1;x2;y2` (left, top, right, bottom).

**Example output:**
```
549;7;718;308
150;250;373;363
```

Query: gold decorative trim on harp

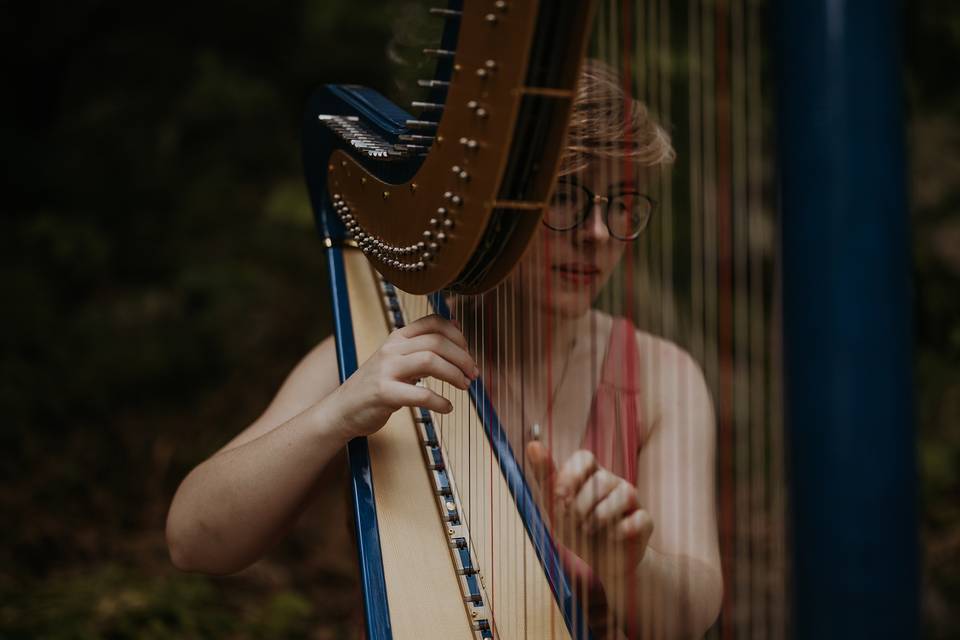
325;2;598;294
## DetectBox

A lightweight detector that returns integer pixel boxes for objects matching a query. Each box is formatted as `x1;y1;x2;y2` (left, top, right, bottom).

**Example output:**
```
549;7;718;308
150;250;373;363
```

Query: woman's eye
551;194;572;204
610;201;630;218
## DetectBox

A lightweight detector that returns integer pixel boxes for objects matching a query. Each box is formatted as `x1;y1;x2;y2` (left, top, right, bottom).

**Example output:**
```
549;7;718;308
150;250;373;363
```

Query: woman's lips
552;263;601;285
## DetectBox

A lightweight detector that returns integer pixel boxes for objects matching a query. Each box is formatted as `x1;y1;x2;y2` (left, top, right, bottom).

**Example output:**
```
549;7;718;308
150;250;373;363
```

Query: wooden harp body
303;2;599;638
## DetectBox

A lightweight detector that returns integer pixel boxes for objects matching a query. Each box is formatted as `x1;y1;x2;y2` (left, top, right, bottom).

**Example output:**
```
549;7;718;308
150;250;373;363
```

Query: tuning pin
412;101;445;111
423;48;456;58
429;8;463;18
416;79;451;89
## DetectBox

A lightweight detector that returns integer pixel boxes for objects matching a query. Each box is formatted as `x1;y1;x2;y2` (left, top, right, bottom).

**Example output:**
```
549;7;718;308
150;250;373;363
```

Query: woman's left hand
527;442;654;578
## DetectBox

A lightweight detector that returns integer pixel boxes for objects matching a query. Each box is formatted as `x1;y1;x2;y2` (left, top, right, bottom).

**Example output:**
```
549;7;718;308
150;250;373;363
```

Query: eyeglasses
543;180;656;241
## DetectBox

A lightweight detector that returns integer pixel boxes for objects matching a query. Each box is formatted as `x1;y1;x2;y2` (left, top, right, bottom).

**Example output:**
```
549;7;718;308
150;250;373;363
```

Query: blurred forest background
1;1;958;639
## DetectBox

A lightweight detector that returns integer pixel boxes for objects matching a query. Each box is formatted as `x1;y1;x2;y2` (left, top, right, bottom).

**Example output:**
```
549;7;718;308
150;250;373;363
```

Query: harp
302;1;918;638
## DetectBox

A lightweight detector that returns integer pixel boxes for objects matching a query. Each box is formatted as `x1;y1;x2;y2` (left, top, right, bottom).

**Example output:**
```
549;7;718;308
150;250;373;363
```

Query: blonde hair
560;59;676;175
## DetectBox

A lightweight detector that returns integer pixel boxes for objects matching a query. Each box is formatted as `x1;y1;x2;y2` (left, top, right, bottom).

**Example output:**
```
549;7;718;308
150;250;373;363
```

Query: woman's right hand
329;314;478;439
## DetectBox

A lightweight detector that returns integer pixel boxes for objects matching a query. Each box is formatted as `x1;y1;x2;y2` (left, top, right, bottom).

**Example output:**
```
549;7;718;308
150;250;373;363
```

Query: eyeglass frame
542;179;657;241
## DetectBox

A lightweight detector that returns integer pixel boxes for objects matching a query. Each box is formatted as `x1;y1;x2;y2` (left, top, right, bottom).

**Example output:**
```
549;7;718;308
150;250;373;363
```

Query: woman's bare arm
165;316;477;576
620;336;723;637
165;337;349;574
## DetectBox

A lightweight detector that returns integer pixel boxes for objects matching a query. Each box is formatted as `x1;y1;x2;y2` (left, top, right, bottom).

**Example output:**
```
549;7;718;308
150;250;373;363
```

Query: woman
166;61;723;638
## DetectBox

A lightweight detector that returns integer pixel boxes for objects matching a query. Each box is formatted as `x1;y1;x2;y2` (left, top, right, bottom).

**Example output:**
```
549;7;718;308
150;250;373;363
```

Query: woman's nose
576;203;610;244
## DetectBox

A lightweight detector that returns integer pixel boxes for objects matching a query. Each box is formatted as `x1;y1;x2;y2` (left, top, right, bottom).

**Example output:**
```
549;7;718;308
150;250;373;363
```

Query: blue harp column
775;0;919;638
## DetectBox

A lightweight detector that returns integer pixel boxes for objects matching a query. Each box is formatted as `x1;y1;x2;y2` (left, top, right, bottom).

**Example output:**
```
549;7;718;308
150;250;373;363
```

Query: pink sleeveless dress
558;316;646;640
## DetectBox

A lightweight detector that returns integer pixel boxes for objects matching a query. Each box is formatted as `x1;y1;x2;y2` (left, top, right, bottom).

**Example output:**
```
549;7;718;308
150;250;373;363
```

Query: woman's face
511;161;646;318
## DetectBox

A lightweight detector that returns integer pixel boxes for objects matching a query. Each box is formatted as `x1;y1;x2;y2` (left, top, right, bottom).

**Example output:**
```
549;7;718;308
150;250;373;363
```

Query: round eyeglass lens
545;184;589;230
607;193;653;239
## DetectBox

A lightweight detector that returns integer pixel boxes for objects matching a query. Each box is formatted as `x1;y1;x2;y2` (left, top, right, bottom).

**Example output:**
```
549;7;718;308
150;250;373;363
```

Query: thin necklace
528;336;577;442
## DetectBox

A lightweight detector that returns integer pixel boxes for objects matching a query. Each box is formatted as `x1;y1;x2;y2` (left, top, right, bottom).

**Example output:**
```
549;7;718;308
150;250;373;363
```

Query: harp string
731;0;748;630
664;0;687;633
618;0;632;632
542;157;557;639
746;0;768;629
703;0;725;633
384;1;788;635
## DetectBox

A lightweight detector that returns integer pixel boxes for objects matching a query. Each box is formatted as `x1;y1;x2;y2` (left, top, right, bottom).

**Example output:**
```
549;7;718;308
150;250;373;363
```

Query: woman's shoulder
593;311;713;423
591;310;704;377
274;334;341;409
637;328;703;379
219;335;341;454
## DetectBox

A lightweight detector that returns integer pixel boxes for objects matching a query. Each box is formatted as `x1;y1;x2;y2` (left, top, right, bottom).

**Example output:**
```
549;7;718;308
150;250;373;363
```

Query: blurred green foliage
1;565;315;639
1;1;407;637
907;2;960;637
0;0;957;638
